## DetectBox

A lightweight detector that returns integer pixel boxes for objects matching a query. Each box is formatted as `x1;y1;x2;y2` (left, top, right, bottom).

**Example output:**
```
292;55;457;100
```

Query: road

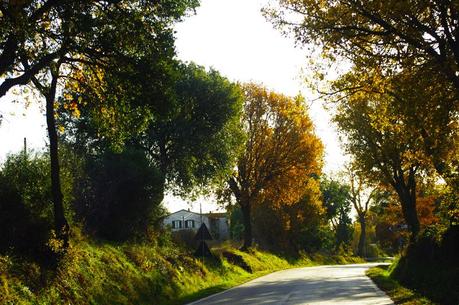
187;263;393;305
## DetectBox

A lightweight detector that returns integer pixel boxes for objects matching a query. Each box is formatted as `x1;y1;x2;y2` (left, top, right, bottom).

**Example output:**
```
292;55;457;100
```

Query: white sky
0;0;346;214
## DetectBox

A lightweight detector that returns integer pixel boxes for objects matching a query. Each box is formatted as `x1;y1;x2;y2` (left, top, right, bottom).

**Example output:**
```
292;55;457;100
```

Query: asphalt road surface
187;263;394;305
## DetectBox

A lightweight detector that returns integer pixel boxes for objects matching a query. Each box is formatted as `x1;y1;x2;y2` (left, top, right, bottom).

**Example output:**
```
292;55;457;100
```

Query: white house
163;209;230;240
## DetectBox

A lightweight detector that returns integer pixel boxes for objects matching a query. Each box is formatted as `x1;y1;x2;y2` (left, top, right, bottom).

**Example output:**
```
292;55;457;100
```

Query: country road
187;263;394;305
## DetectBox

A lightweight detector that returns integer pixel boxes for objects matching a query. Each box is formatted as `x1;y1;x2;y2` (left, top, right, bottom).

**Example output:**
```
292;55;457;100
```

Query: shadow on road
187;264;393;305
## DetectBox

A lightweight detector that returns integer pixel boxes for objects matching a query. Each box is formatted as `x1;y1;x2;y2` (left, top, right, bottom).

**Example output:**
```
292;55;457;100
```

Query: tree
137;63;245;197
369;190;408;253
63;62;244;204
320;177;353;249
74;148;165;241
267;0;459;96
228;84;323;250
0;150;76;260
1;0;199;246
347;169;376;257
0;0;199;97
333;67;458;221
333;84;425;238
252;178;325;253
267;1;459;222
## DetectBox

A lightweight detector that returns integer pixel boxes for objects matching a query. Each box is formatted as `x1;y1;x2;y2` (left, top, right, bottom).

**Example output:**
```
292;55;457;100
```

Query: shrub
391;225;459;305
0;153;55;260
74;148;165;241
172;229;197;250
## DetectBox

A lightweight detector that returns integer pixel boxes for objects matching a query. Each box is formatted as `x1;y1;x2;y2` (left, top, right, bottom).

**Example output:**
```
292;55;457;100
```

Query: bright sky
0;0;347;214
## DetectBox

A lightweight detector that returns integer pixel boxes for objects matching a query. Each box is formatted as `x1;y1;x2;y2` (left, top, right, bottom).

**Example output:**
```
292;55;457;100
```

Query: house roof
204;212;227;219
166;209;201;217
166;209;227;218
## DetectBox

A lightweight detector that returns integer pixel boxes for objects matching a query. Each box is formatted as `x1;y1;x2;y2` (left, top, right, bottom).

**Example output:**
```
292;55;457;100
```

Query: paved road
187;263;393;305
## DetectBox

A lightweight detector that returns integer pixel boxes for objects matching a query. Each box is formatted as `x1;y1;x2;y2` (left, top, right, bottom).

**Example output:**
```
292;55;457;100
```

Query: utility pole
23;137;27;158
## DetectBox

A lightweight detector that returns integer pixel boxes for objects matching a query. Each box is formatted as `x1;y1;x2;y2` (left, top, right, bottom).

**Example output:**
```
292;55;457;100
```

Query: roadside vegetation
366;264;436;305
0;235;363;305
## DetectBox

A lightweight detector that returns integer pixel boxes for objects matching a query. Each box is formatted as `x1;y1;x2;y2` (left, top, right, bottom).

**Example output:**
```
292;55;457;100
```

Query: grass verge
0;239;364;305
366;265;437;305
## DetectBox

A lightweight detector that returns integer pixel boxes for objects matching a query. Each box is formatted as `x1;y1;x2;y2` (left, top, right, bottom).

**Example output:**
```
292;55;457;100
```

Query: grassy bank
0;239;363;305
366;264;437;305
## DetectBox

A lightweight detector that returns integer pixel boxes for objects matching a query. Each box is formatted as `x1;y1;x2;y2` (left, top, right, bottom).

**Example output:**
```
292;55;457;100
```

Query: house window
185;220;195;228
172;220;182;229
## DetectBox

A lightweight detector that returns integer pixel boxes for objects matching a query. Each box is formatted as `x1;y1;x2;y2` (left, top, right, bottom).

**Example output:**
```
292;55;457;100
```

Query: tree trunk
46;72;69;248
240;201;252;251
357;214;366;257
394;185;420;240
402;194;420;239
391;168;420;240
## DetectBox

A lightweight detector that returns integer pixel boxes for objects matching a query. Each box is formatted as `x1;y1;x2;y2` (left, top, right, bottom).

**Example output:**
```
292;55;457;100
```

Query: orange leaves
417;196;439;227
236;83;323;207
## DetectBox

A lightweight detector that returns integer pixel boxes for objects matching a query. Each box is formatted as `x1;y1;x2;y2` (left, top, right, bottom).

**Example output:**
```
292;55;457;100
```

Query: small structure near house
163;209;229;240
194;223;213;257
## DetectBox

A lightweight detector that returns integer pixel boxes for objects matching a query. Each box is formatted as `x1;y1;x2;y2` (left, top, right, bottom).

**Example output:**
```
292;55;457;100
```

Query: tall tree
138;63;245;197
63;62;244;204
347;169;376;257
333;83;425;238
2;0;199;246
320;176;353;249
267;1;459;221
228;84;323;250
30;61;70;245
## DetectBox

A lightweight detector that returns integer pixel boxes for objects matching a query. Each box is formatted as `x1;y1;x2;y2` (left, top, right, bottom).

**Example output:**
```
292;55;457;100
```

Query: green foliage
0;151;75;260
0;0;200;97
73;148;165;242
228;205;245;241
141;62;245;196
63;61;244;199
320;177;354;249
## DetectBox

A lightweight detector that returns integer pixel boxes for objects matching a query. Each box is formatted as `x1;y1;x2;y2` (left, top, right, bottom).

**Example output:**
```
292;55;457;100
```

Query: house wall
163;210;230;240
163;210;209;232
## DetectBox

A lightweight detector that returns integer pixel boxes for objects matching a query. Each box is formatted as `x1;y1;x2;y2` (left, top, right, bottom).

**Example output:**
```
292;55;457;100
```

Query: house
163;209;230;240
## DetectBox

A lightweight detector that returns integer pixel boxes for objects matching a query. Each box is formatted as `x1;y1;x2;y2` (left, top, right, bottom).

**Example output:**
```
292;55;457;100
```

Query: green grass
0;239;365;305
366;265;437;305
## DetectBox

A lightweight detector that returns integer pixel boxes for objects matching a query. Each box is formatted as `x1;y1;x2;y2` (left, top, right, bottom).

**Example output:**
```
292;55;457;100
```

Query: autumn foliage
229;84;323;250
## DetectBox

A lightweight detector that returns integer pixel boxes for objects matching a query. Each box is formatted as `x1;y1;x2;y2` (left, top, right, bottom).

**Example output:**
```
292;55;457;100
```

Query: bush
74;148;165;241
0;153;55;260
172;229;197;250
391;225;459;305
366;243;383;258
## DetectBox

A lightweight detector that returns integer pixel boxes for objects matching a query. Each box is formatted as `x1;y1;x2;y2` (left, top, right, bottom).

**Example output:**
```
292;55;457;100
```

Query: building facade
163;209;229;240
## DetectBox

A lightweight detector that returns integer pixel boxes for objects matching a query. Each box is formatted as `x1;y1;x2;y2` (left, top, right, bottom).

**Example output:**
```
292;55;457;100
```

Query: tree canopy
228;83;323;249
268;0;459;95
0;0;199;97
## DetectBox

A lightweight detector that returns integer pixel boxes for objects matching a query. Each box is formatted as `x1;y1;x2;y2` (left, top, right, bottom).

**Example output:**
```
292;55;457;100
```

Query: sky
0;0;347;214
173;0;346;173
169;0;347;212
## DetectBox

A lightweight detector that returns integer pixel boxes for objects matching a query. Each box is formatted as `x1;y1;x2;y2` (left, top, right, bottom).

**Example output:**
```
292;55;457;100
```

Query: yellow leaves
63;93;73;101
238;83;323;209
47;230;66;255
63;99;81;118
